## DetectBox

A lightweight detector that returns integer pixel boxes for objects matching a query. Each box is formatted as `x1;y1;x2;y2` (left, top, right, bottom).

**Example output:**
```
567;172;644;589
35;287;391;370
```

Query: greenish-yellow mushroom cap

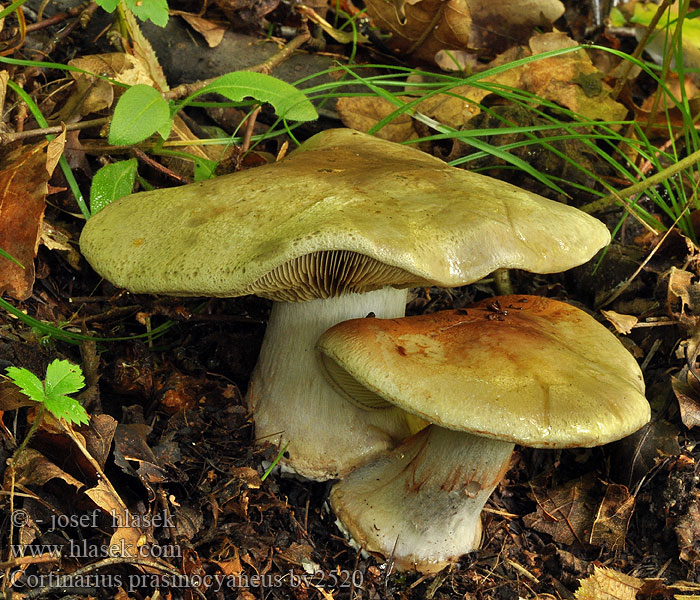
79;129;611;300
318;295;650;448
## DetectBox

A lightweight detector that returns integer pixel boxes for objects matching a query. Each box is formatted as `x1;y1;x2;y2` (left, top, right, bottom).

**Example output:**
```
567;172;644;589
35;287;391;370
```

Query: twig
239;106;262;154
579;145;700;214
163;28;311;101
132;147;192;184
25;1;91;33
0;116;110;145
610;0;673;101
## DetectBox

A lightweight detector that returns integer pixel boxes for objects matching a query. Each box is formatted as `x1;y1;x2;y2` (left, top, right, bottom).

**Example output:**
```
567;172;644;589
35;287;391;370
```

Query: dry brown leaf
364;0;472;64
0;142;49;300
40;220;81;270
672;365;700;429
601;310;638;335
7;448;83;490
365;0;563;64
45;128;65;176
676;499;700;565
336;97;417;142
179;13;227;47
575;566;644;600
667;266;700;329
589;484;634;551
523;474;596;546
123;9;169;92
463;0;564;57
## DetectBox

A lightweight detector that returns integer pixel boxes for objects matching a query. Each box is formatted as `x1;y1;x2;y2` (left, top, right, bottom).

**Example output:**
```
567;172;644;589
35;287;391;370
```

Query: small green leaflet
6;359;89;426
109;84;171;146
125;0;169;27
185;72;318;122
90;158;138;214
95;0;169;26
95;0;119;11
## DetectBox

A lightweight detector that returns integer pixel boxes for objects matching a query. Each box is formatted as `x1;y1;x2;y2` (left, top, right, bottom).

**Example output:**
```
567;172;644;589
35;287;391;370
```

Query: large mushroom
80;128;611;480
317;295;650;572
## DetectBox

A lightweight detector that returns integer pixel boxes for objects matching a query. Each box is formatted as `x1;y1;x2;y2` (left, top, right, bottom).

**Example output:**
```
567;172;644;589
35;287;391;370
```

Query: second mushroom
317;295;651;573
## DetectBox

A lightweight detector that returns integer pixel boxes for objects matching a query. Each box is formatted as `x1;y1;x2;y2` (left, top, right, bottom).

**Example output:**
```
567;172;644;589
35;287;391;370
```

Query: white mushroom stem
329;426;514;573
247;287;418;481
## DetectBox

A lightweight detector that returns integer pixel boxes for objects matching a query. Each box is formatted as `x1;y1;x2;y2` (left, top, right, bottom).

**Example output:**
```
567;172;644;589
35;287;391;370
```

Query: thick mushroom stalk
330;426;514;573
248;287;421;480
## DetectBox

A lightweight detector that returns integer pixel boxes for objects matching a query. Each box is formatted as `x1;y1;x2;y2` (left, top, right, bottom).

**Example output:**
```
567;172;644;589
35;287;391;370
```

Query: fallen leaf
677;498;700;566
364;0;563;64
114;422;169;497
40;220;81;270
178;13;227;47
45;128;65;176
338;33;626;140
0;142;49;300
336;97;417;142
589;484;634;551
575;566;644;600
463;0;564;57
7;448;83;490
601;310;638;335
672;365;700;429
364;0;472;64
523;474;596;546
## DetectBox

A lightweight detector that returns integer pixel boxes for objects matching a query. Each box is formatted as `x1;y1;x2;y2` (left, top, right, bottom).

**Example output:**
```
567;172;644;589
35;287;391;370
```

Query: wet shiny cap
317;295;650;448
80;129;610;301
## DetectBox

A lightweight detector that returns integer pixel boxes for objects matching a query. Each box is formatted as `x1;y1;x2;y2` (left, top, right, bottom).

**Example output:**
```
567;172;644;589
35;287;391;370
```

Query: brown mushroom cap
79;129;610;301
317;295;649;448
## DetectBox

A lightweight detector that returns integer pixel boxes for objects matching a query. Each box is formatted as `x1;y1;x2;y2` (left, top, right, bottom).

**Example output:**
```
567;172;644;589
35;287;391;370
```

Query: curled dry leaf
666;266;700;329
177;13;227;48
59;53;154;119
0;142;49;300
671;365;700;429
364;0;472;64
601;309;638;335
364;0;563;64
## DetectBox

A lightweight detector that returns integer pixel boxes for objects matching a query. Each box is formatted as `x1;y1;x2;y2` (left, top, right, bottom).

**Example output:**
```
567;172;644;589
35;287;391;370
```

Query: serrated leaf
192;72;318;122
5;367;45;403
44;359;85;399
126;0;169;27
43;394;90;426
109;84;171;145
90;159;138;215
96;0;119;12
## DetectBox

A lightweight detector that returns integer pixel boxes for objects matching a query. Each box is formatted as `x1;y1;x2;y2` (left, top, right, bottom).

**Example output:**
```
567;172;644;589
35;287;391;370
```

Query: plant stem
580;146;700;214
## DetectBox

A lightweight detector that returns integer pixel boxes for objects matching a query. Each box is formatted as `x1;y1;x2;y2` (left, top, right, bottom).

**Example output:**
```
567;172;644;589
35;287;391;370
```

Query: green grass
3;6;700;342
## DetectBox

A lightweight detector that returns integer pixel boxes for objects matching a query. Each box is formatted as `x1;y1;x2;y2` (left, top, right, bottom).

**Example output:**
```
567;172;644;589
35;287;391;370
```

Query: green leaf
44;359;85;399
43;393;90;426
90;159;138;214
95;0;119;11
190;72;318;122
194;157;218;181
125;0;169;26
5;367;45;403
109;84;171;146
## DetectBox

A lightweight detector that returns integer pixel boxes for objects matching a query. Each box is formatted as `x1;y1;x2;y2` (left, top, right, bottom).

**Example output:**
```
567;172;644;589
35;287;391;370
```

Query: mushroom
80;128;611;480
316;295;650;572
